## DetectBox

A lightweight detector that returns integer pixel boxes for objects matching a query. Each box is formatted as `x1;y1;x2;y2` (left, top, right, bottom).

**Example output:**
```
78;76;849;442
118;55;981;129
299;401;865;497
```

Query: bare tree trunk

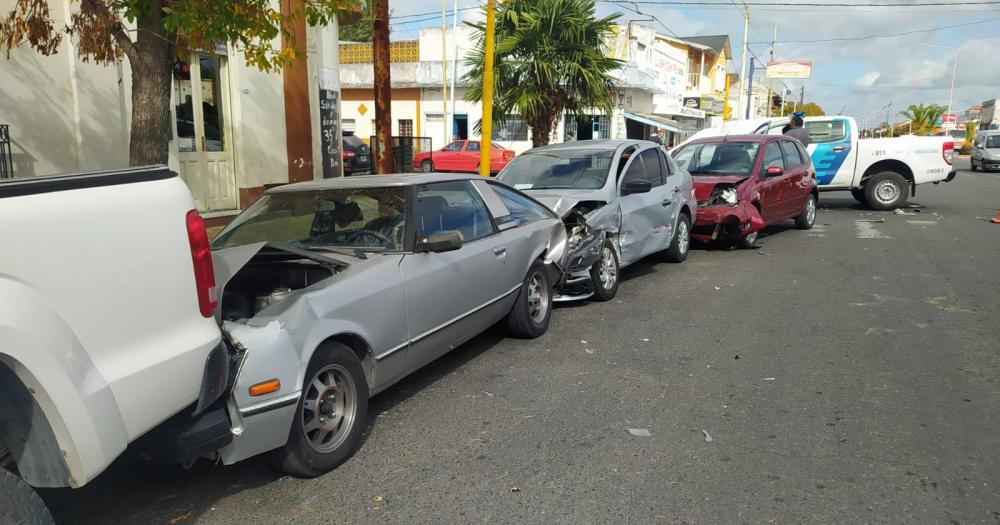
128;1;173;166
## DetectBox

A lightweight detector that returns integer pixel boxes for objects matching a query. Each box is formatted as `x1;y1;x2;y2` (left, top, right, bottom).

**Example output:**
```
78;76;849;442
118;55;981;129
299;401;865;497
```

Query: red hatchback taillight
942;141;954;165
343;150;357;158
186;210;217;317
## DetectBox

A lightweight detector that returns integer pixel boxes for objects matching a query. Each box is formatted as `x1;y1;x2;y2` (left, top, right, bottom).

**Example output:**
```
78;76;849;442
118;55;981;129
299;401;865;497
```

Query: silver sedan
209;173;568;477
498;140;697;301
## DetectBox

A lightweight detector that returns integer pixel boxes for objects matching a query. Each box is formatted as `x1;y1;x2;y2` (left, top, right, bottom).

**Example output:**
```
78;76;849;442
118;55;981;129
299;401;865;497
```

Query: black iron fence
0;125;13;179
369;136;433;173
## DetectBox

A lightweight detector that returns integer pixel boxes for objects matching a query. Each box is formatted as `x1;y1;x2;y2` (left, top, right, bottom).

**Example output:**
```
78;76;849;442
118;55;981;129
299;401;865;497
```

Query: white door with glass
173;53;237;211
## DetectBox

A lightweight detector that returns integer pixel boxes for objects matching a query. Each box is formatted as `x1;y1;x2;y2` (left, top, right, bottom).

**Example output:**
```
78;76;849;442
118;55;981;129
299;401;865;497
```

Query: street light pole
918;40;1000;130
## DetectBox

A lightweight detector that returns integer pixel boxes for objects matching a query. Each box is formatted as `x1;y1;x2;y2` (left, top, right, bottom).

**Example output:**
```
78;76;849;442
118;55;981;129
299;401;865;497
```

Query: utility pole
372;0;392;174
479;0;496;177
799;85;804;108
736;2;750;120
450;0;459;138
745;59;756;120
441;0;449;146
766;24;776;118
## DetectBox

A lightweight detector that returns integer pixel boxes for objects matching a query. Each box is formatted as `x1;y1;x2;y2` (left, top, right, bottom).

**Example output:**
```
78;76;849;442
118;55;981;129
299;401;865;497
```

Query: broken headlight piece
701;185;737;206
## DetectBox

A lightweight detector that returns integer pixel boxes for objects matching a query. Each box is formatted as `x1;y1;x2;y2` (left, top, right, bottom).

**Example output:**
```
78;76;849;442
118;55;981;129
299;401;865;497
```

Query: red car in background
671;135;818;248
414;140;515;174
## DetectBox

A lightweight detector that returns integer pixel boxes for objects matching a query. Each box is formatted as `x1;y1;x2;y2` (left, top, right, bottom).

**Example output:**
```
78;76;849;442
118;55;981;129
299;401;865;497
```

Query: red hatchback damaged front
672;135;818;248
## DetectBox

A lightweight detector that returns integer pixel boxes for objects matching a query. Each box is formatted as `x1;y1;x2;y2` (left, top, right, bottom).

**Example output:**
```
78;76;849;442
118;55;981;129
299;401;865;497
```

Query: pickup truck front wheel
864;171;908;211
268;342;369;478
0;467;54;525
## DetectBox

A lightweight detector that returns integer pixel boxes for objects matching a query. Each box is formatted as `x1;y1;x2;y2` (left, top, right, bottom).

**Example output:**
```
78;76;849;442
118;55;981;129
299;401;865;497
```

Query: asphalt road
43;159;1000;524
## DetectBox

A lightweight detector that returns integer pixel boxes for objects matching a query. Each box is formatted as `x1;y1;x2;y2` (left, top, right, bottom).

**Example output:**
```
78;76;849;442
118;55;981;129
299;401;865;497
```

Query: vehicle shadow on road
41;446;281;524
41;330;508;525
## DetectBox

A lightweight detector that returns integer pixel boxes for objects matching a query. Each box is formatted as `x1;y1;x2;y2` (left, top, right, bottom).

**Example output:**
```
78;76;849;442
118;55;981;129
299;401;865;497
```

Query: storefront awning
624;112;682;133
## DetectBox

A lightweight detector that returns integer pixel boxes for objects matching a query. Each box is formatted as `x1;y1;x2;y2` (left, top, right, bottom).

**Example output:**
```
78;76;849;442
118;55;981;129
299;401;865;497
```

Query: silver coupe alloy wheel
527;273;549;323
302;364;357;454
677;220;690;255
873;179;900;205
599;246;618;290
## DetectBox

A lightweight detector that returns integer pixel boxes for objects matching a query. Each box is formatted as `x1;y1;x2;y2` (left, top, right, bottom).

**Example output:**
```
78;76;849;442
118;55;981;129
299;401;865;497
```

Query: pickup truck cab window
804;120;847;144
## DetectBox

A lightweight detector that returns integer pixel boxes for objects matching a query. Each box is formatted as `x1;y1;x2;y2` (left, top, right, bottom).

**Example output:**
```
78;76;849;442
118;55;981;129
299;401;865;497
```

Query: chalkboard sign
319;89;341;178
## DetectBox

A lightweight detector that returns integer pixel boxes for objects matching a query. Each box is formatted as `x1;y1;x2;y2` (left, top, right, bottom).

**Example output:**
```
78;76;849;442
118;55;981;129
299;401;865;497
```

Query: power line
392;5;479;20
749;16;998;44
606;1;682;37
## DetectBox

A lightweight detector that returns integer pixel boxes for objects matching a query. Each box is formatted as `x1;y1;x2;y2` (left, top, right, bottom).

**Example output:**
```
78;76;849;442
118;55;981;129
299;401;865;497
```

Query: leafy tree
898;103;946;136
797;102;825;116
339;0;372;42
463;0;622;147
1;0;355;165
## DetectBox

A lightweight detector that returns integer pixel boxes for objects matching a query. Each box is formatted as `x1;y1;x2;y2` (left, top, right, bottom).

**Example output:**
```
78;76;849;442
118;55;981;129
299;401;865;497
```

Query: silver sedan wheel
527;273;549;324
676;220;690;255
598;246;618;290
743;230;759;246
805;197;816;225
873;179;900;205
301;364;357;454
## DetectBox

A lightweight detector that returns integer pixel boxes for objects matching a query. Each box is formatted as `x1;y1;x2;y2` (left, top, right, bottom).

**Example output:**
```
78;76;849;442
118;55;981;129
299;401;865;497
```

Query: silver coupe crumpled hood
211;242;351;293
521;189;609;217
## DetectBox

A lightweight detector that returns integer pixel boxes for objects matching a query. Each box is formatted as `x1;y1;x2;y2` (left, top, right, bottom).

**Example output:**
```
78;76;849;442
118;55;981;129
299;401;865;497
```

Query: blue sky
387;1;1000;124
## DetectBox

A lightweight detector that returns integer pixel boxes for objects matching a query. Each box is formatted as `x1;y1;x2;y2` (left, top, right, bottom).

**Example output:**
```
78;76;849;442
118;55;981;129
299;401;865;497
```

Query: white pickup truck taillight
186;210;218;317
943;141;954;165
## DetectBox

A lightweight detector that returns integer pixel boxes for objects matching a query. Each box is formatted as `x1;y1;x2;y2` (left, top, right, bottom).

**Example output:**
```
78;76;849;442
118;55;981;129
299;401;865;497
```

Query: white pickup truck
682;116;957;210
0;167;229;523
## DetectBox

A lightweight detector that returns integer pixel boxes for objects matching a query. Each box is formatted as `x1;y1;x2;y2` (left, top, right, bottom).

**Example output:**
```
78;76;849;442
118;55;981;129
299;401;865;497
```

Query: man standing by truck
784;114;812;146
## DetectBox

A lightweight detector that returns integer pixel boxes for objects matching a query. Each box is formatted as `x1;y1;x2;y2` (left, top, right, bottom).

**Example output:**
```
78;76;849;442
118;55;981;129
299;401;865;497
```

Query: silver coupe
208;174;568;477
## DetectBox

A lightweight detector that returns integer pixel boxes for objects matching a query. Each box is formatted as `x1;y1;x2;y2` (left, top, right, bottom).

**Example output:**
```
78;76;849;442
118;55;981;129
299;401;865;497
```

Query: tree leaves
463;0;623;147
1;0;358;71
897;103;947;136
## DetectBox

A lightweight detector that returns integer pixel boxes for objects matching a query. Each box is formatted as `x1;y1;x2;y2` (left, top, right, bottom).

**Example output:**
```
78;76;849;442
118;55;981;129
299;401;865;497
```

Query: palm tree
463;0;623;147
963;120;978;152
898;103;947;136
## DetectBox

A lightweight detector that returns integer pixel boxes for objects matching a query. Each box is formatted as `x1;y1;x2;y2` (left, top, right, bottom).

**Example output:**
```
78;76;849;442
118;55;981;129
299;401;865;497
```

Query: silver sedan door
617;147;671;264
399;180;514;373
659;148;683;238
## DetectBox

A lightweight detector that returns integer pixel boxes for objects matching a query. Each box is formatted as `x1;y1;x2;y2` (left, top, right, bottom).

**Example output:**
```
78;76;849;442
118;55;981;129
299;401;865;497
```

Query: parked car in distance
680;116;956;210
342;131;372;176
971;130;1000;172
672;135;818;248
497;140;696;302
0;167;227;523
209;173;568;477
413;140;515;174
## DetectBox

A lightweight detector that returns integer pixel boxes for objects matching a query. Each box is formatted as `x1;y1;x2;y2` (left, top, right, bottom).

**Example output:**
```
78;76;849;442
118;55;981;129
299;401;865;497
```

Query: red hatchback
671;135;818;248
413;140;515;174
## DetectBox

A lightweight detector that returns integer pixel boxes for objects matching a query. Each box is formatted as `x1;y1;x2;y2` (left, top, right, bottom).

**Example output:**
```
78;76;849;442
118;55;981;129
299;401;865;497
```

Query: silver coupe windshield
500;149;615;190
212;187;408;251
